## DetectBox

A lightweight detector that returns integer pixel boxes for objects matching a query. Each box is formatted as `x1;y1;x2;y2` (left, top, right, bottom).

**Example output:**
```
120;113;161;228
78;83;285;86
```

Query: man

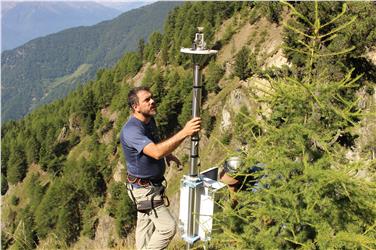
220;156;264;208
120;86;201;250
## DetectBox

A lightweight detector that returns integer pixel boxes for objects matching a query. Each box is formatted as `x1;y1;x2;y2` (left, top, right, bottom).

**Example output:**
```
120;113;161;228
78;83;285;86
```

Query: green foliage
150;69;166;105
107;182;136;237
177;94;192;132
141;66;155;86
1;130;11;174
259;65;292;79
10;195;20;206
110;83;131;111
144;32;163;63
33;159;104;244
138;38;145;60
11;207;37;250
81;200;99;239
263;2;283;24
64;159;106;198
90;140;115;183
248;2;282;25
234;47;252;80
214;3;376;249
233;106;259;144
26;174;45;211
95;70;118;107
55;198;81;245
1;174;9;195
155;70;192;137
34;180;76;239
7;145;27;184
201;109;216;137
41;155;66;176
115;192;137;238
25;135;40;165
114;52;142;82
222;23;236;44
221;133;232;146
108;182;122;217
249;6;261;25
255;30;269;56
205;61;224;94
283;1;376;81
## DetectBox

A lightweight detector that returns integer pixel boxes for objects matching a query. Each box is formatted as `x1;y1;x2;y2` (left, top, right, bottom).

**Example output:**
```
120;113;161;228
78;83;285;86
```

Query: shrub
10;195;19;206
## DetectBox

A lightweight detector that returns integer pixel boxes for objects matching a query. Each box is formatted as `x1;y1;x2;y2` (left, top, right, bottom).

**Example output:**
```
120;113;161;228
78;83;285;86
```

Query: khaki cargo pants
127;183;176;250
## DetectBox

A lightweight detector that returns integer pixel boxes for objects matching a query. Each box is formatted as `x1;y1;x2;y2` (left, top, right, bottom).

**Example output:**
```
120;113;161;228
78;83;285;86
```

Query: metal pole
180;29;216;250
189;64;202;176
186;63;202;250
186;187;195;249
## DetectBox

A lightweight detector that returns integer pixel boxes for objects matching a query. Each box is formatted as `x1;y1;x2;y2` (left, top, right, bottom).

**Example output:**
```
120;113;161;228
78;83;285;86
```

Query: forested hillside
1;2;375;249
1;1;181;122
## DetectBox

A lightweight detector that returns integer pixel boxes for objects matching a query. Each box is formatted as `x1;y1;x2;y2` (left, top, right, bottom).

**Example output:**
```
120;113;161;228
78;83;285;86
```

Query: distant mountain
96;1;155;13
1;1;123;51
1;1;182;122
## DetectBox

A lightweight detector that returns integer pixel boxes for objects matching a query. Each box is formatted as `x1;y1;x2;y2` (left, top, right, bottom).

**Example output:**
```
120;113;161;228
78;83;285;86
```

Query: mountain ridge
1;1;182;122
1;1;123;51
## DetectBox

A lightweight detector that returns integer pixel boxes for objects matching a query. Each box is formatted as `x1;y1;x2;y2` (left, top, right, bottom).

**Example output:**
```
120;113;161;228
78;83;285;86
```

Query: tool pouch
128;183;170;216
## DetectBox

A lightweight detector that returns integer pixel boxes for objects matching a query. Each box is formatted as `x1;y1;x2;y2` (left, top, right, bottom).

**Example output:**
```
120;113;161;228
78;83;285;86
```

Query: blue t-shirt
120;116;165;179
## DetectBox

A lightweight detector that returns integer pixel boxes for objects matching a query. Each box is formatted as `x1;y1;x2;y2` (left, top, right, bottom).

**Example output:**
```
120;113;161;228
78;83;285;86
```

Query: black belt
126;174;169;217
127;174;164;187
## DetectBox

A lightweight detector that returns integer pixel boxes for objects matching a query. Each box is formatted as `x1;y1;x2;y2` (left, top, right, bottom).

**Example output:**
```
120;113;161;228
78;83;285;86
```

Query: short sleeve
122;124;153;153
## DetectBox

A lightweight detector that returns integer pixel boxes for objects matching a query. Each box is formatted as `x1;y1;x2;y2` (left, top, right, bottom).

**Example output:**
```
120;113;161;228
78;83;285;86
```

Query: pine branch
283;21;315;39
321;33;338;44
287;77;325;109
282;46;311;56
281;0;314;26
318;16;357;39
320;3;348;29
297;39;313;50
330;105;357;126
363;222;376;235
284;237;306;247
316;46;356;58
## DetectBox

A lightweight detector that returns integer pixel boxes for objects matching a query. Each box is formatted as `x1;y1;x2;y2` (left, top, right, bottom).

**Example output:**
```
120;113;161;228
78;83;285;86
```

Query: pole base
182;234;200;244
182;175;203;188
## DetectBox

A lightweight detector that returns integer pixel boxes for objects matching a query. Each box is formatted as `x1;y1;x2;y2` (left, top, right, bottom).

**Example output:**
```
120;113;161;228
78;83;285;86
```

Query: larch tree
214;2;376;249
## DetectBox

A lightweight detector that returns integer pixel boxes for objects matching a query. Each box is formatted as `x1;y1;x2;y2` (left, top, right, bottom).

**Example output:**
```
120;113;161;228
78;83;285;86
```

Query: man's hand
166;154;183;171
182;117;201;137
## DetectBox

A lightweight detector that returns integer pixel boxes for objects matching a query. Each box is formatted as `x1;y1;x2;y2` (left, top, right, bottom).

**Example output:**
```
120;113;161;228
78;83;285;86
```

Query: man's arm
143;117;201;160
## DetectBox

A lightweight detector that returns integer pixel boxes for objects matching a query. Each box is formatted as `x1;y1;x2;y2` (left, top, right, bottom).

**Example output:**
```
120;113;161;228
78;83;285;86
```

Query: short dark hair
128;86;151;111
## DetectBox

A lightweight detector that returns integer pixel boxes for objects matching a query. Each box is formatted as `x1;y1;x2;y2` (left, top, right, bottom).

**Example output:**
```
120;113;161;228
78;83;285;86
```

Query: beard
139;107;156;117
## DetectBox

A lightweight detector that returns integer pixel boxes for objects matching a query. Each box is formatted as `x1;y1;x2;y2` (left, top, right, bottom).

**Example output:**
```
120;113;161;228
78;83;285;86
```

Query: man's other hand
182;117;201;137
166;154;183;171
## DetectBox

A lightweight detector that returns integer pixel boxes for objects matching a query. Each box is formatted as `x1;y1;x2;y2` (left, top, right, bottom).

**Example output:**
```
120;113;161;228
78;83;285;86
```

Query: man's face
134;90;156;117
